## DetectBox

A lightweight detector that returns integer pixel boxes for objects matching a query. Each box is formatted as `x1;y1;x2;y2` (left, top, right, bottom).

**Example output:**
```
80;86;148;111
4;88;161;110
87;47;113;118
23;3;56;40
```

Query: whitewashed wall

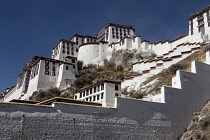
77;43;100;65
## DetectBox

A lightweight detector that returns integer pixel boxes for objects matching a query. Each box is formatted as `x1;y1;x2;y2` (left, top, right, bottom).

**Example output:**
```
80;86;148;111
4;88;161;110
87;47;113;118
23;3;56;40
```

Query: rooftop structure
74;80;122;108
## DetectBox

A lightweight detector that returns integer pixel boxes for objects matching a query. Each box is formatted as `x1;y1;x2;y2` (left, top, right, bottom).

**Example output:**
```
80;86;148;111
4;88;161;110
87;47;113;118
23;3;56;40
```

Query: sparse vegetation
116;65;124;72
71;65;138;91
146;52;157;60
135;52;143;60
169;64;184;74
83;63;97;69
30;87;61;101
103;59;116;67
122;88;145;99
77;60;83;71
203;44;210;53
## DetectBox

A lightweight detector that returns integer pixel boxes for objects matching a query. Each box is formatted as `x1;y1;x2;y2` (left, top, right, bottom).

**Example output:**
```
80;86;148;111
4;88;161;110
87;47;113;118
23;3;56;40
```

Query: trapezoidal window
101;84;104;90
115;84;119;91
101;92;104;99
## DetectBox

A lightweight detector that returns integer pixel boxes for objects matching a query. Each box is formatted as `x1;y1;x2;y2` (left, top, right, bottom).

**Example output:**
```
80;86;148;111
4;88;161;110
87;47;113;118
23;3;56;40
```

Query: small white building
74;80;122;108
52;39;79;61
4;56;78;101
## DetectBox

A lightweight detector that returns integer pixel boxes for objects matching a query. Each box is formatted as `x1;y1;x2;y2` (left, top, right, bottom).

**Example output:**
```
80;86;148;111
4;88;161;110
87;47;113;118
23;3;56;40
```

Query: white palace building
2;5;210;107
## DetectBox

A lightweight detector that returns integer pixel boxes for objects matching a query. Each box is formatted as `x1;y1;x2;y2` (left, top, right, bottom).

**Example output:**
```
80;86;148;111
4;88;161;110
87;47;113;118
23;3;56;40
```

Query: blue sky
0;0;209;92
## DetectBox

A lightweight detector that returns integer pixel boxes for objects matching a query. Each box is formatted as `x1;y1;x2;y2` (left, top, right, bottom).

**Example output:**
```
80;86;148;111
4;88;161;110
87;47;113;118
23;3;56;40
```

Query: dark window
97;95;100;100
76;48;78;52
93;96;96;101
63;50;65;53
52;65;56;76
75;95;77;99
190;20;194;35
79;92;82;98
97;85;100;92
45;60;49;64
45;71;49;75
86;90;89;96
45;65;49;70
89;97;92;101
101;84;104;90
101;93;104;99
207;12;210;27
66;65;69;70
115;93;119;97
83;91;85;97
115;84;119;91
112;35;115;38
198;25;204;32
86;98;88;101
73;65;75;69
72;59;75;63
67;51;69;55
67;46;69;50
94;87;96;93
90;88;92;94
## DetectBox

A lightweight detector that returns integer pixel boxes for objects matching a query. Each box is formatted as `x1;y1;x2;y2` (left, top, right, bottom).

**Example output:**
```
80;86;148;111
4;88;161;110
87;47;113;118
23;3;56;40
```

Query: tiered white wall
128;43;202;91
133;42;201;73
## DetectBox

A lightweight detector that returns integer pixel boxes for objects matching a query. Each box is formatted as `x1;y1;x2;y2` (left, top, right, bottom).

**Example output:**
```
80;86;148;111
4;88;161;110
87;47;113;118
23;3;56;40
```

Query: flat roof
189;5;210;20
78;80;121;92
10;99;40;104
37;97;102;106
69;34;97;41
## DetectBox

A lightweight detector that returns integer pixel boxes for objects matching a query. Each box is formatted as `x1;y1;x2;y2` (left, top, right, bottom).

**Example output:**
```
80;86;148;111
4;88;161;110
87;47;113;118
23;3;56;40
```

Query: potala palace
1;5;210;139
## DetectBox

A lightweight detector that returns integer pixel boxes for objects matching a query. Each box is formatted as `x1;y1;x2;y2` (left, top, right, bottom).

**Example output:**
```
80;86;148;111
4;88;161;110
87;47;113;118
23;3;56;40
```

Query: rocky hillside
180;100;210;140
108;49;157;70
